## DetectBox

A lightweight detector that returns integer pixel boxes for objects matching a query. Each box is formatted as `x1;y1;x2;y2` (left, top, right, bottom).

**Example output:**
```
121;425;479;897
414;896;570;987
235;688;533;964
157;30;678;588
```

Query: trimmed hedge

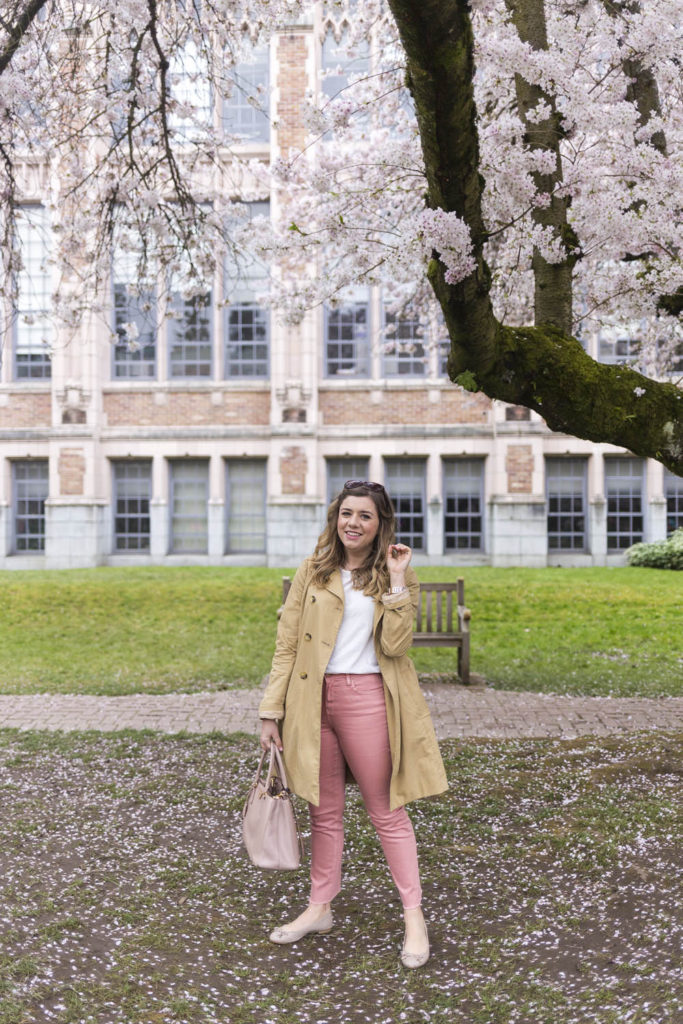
626;528;683;570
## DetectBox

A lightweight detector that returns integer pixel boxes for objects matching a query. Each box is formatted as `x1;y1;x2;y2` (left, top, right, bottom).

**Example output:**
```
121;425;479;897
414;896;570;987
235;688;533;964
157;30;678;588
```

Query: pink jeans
309;672;422;909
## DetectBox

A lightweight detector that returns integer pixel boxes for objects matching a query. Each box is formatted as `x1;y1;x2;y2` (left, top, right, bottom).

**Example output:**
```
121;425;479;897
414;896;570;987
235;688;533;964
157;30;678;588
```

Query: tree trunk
392;0;498;372
602;0;667;155
506;0;575;335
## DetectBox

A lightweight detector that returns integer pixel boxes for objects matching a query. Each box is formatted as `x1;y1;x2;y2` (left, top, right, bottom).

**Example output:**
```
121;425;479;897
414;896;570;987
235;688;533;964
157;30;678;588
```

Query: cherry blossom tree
0;0;291;329
392;0;682;475
276;0;682;474
0;0;681;472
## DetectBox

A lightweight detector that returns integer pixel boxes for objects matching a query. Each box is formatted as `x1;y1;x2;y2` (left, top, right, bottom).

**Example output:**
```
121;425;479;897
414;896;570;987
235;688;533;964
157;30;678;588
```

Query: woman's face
337;495;380;562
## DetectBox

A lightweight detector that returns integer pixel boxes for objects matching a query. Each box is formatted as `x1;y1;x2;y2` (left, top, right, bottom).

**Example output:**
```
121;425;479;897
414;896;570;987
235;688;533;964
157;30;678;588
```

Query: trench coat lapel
322;568;344;606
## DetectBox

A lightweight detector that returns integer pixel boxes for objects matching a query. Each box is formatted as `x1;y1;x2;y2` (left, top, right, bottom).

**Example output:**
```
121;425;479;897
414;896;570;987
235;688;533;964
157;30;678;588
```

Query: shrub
626;528;683;570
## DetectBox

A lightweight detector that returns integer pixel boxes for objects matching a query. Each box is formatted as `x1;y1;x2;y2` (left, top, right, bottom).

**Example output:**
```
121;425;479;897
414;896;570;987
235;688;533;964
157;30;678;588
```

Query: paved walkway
1;683;682;740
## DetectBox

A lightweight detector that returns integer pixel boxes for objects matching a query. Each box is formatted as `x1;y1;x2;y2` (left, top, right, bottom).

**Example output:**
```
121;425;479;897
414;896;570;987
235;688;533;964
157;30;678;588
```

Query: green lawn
0;566;680;697
0;728;680;1024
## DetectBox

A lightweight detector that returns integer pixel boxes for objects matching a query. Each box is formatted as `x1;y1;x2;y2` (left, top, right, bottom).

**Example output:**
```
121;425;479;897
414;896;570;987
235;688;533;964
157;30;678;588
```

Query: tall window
13;460;49;553
169;40;212;140
170;460;209;553
223;44;270;142
382;309;426;377
225;305;269;377
321;28;370;115
546;458;587;551
438;342;451;377
112;243;157;379
443;459;484;551
664;469;683;534
385;459;426;551
326;457;370;504
324;297;370;377
429;307;450;377
169;291;212;378
113;461;152;552
605;457;644;550
224;202;270;379
598;331;640;365
671;340;683;374
226;460;266;553
14;207;53;379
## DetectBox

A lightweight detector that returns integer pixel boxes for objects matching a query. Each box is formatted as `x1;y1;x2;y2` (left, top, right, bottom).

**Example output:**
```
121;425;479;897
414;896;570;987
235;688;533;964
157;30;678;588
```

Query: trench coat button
299;671;308;679
311;596;316;603
304;633;312;641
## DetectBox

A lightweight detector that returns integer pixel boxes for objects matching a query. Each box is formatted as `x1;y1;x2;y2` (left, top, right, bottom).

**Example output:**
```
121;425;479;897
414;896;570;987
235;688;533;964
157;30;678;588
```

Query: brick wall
505;405;531;422
320;388;491;425
277;34;308;153
506;444;534;493
58;448;86;495
281;445;307;494
0;392;51;428
103;391;270;427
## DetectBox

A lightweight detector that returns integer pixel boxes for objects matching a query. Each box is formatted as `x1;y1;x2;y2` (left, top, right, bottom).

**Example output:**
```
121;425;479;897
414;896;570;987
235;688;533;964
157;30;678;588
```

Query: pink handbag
242;741;303;871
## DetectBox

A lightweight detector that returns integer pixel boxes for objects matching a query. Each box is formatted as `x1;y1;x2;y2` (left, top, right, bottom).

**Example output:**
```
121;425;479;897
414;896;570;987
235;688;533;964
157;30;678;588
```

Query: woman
259;480;448;969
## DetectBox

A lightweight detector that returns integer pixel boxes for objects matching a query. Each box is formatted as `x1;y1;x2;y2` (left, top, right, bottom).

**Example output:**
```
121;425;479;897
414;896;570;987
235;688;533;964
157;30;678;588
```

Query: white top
325;569;381;675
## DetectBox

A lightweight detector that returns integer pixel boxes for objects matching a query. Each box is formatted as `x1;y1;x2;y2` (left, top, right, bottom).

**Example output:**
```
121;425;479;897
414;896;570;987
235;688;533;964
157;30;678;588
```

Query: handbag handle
252;740;290;793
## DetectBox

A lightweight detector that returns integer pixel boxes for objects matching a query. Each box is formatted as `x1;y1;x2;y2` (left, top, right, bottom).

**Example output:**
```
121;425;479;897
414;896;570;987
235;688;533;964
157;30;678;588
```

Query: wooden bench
280;576;471;684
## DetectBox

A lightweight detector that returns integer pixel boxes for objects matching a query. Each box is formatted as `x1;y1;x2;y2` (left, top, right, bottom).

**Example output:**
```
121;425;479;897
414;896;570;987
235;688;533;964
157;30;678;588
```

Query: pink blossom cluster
417;209;477;285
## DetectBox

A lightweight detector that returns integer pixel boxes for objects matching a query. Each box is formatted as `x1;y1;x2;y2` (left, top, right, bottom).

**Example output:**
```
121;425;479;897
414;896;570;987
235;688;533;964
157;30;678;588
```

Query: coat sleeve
377;568;419;658
258;559;310;721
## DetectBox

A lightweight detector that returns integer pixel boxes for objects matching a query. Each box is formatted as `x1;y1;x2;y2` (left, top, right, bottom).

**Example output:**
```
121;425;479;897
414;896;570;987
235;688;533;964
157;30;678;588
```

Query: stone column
427;496;444;558
648;498;668;543
589;496;607;565
488;496;547;566
208;499;225;558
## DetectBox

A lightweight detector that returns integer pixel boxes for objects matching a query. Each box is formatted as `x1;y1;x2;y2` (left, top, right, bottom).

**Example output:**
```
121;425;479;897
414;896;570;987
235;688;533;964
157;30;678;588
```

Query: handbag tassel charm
242;741;304;871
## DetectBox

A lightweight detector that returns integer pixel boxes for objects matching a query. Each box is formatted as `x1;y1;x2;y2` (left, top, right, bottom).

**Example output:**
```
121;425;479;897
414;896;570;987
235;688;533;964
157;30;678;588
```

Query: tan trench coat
259;558;448;810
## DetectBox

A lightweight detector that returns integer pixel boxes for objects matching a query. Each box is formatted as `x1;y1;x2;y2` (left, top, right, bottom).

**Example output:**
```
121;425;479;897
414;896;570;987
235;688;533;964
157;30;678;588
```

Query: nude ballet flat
269;911;334;944
401;920;430;969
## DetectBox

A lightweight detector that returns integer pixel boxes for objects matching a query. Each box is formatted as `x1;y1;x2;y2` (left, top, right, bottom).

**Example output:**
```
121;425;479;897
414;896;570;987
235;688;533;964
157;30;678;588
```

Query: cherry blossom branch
0;0;49;76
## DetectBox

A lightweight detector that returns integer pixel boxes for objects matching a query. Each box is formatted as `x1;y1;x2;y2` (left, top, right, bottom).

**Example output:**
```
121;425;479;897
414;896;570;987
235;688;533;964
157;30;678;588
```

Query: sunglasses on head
344;479;386;493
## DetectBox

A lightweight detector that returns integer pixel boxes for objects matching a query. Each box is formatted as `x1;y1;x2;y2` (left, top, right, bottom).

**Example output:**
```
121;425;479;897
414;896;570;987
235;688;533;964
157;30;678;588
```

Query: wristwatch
390;585;407;594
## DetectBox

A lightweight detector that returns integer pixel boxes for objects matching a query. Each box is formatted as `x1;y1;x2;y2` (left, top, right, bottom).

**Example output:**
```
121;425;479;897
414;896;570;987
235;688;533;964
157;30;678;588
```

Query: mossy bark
393;0;497;371
505;0;575;335
482;324;683;471
387;0;683;476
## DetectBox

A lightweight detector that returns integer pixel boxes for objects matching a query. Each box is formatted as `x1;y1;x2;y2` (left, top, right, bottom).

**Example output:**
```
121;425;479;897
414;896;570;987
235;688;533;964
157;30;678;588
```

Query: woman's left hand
387;542;412;576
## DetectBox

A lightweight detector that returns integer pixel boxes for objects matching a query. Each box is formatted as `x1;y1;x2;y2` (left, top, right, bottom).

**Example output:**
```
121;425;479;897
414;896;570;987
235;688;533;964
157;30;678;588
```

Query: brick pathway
1;683;682;739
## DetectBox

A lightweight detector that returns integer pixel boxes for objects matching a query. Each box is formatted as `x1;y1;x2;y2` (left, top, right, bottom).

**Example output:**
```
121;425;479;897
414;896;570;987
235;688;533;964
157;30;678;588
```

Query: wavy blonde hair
310;482;396;598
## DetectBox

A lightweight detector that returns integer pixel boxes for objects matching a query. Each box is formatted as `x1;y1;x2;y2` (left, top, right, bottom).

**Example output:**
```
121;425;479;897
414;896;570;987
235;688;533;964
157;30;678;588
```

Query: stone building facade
1;8;682;570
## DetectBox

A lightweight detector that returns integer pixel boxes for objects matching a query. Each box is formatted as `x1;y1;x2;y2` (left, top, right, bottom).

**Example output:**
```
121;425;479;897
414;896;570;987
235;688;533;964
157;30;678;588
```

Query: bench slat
425;590;433;632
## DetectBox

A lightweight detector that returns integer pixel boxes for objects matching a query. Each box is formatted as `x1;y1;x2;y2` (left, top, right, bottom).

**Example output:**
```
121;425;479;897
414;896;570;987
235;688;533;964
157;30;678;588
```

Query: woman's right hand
260;718;283;752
